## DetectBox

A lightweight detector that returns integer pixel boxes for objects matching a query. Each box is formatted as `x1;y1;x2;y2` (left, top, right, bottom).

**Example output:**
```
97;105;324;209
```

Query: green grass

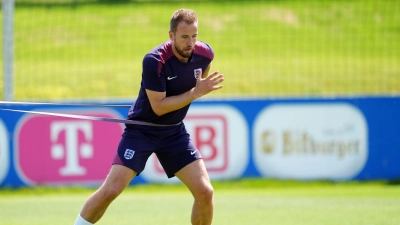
0;0;399;100
1;179;400;225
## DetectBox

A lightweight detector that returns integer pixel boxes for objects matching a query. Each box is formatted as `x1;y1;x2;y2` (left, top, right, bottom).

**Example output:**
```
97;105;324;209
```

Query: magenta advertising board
14;109;124;185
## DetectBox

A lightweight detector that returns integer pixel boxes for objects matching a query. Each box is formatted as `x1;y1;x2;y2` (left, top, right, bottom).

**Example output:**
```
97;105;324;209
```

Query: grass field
1;2;399;224
0;179;400;225
0;0;399;100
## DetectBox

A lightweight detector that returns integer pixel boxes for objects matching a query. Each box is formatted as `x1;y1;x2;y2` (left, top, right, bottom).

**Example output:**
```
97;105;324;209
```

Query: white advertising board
141;105;249;183
0;119;10;184
253;103;368;180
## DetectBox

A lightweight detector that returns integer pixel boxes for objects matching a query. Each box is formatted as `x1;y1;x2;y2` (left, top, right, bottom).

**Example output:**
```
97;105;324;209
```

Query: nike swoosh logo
190;150;198;155
167;76;177;80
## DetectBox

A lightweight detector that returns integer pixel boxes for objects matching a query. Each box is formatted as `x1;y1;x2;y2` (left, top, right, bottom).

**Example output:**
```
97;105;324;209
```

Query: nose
187;37;194;46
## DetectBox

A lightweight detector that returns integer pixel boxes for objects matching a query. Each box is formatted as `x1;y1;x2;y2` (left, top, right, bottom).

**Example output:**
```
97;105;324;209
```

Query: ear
168;31;174;41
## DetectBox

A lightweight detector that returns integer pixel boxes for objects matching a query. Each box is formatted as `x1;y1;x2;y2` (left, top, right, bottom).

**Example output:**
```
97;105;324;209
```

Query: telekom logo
51;121;93;176
15;110;124;185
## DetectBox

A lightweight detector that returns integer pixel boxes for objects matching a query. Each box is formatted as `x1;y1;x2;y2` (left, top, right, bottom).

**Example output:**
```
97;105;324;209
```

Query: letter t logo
50;121;93;176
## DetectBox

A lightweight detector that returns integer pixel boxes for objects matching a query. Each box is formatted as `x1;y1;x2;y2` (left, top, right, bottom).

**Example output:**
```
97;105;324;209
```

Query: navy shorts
112;123;202;178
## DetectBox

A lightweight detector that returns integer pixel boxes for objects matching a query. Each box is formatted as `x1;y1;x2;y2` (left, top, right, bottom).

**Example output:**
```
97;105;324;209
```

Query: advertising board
0;96;399;187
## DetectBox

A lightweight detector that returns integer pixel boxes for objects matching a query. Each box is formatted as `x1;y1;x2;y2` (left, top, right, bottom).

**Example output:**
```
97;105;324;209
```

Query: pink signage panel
15;109;124;185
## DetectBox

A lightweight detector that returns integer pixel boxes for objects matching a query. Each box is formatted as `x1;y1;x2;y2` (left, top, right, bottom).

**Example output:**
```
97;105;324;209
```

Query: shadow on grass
385;179;400;185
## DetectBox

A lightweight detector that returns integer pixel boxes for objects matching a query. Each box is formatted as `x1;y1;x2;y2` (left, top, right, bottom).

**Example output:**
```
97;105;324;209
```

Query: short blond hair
170;9;198;33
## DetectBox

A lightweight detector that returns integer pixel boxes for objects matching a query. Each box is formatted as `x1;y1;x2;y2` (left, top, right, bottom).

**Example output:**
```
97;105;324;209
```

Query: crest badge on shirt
124;149;135;160
194;68;202;79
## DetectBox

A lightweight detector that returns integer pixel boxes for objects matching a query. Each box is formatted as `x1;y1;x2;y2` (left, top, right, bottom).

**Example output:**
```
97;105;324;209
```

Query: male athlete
74;8;224;225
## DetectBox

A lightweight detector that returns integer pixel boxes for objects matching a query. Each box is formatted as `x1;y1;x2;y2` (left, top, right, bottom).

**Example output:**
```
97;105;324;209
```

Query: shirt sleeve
142;54;166;92
197;41;214;61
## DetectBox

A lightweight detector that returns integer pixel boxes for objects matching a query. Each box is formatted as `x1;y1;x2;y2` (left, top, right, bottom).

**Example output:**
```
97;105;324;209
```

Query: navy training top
127;40;214;125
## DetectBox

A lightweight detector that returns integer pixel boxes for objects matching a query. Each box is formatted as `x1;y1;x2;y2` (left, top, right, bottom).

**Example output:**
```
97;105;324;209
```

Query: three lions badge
194;68;202;79
124;149;135;160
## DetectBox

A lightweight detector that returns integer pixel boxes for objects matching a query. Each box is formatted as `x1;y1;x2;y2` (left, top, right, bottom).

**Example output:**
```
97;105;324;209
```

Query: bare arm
146;64;224;116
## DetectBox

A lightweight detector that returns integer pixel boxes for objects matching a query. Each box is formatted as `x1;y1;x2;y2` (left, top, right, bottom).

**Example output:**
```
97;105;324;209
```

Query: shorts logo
124;149;135;160
194;68;202;79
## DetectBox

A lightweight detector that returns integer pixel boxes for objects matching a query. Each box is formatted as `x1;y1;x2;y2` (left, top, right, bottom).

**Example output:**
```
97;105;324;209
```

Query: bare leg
79;164;136;223
175;159;214;225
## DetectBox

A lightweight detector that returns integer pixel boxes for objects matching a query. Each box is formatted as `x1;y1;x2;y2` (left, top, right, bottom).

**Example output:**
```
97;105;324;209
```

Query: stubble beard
175;45;193;59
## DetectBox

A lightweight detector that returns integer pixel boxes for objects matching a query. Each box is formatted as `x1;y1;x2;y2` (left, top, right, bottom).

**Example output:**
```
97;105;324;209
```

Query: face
170;21;198;61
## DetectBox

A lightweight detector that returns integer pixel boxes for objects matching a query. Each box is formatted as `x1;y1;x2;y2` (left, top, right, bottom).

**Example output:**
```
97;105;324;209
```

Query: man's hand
193;70;224;99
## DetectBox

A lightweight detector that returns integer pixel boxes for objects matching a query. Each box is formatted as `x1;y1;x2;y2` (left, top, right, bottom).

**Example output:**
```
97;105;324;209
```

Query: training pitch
0;179;399;225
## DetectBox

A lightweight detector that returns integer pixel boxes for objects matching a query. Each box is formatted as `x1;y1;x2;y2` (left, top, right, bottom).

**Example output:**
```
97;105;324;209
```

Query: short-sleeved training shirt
127;40;214;125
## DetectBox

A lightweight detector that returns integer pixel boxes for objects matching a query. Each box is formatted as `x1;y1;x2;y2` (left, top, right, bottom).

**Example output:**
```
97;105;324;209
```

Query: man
74;8;224;225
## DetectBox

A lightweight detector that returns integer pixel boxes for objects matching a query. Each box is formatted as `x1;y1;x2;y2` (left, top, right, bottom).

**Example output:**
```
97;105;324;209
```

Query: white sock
74;214;93;225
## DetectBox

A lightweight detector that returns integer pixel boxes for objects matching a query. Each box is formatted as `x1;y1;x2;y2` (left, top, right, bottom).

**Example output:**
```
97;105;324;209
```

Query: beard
175;45;193;58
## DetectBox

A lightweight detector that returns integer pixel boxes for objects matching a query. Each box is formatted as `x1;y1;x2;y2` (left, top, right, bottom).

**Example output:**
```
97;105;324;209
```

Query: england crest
194;68;202;79
124;149;135;160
